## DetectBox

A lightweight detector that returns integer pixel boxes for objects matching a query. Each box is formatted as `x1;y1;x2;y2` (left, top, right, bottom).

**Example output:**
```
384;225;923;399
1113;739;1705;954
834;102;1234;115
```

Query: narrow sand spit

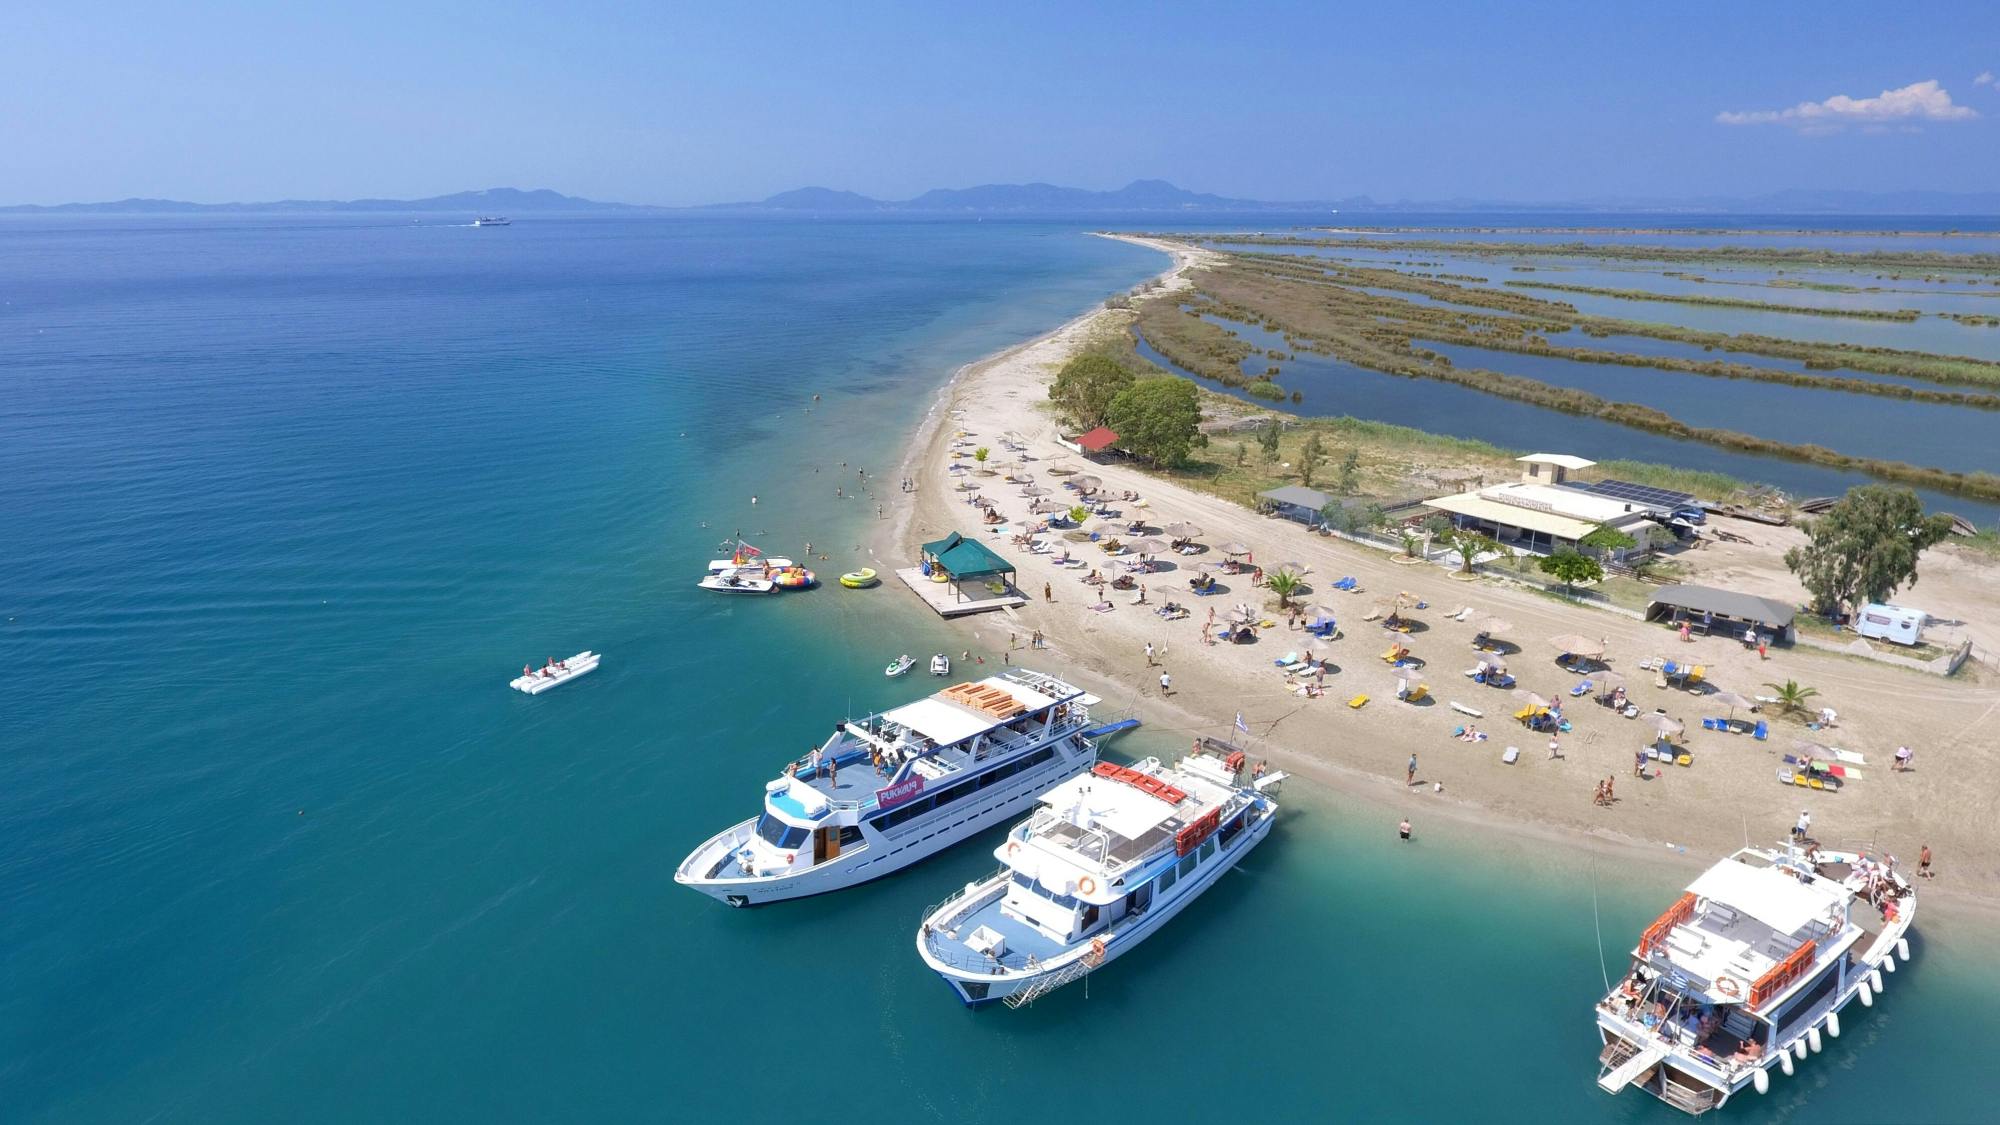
874;235;2000;911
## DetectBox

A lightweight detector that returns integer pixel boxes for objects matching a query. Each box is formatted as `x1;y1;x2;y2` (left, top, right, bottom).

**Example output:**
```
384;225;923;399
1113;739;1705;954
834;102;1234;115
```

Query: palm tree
1447;530;1499;575
1399;530;1423;559
1066;504;1089;527
1265;570;1304;608
1763;679;1820;717
973;447;990;468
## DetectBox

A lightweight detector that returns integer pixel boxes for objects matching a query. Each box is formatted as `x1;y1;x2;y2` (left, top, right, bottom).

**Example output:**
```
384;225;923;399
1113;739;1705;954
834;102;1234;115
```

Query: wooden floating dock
893;566;1028;618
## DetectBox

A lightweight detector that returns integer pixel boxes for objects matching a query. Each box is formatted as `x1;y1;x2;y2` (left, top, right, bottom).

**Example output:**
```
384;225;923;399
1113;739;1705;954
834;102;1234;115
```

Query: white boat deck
894;567;1027;617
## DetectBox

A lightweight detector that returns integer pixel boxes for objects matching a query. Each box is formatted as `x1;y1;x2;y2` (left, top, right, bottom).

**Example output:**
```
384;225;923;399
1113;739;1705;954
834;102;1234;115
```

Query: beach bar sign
875;773;925;809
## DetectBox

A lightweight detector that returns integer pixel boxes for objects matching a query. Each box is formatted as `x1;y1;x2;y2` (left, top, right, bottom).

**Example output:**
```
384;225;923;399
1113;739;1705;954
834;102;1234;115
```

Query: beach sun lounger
1450;702;1482;717
1348;694;1369;709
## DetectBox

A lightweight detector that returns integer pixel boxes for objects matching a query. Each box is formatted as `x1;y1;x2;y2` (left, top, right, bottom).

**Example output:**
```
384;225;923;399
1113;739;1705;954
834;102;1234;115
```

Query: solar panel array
1560;478;1695;510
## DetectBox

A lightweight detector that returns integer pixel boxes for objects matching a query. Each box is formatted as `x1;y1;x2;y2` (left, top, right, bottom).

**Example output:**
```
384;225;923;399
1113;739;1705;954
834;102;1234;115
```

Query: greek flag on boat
1235;712;1250;734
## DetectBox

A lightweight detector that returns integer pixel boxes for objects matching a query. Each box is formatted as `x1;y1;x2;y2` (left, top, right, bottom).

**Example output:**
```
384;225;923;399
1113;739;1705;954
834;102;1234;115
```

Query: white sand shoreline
872;233;2000;918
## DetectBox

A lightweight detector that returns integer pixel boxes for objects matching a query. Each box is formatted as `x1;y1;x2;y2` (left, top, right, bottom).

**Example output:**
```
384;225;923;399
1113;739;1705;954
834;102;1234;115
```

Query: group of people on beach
1592;777;1618;806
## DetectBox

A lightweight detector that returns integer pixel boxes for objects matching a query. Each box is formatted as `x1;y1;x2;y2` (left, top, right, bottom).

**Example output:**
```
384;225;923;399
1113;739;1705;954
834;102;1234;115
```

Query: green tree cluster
1538;548;1604;594
1782;485;1954;614
1048;354;1134;430
1104;377;1206;467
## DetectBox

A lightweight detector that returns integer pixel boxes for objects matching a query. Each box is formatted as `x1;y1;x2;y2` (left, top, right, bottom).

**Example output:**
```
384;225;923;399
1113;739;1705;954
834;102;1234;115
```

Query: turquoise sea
3;214;1994;1122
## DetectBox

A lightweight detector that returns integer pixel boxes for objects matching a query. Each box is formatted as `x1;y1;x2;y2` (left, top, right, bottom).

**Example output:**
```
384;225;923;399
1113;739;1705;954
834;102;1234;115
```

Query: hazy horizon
4;1;1996;207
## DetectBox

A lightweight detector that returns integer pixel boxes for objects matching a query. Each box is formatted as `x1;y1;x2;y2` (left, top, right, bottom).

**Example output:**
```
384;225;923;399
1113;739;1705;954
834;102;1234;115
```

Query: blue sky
3;0;1996;205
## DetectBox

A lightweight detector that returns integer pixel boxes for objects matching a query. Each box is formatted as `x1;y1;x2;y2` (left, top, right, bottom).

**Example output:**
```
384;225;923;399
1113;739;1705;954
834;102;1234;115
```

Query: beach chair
1686;666;1705;687
1402;684;1430;704
1332;577;1357;591
1700;718;1721;731
1513;705;1536;723
1348;694;1369;709
1501;747;1520;765
1450;702;1482;718
1753;720;1768;740
1274;653;1302;670
1570;681;1592;697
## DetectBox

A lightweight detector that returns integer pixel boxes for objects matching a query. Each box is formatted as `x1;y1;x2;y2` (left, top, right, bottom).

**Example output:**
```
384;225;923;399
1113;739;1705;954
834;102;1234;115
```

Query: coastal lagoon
4;214;1995;1123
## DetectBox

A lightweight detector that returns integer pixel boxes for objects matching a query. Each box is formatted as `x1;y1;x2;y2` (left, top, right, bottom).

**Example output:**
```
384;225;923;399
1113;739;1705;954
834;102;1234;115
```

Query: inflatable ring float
839;568;879;589
1713;975;1743;999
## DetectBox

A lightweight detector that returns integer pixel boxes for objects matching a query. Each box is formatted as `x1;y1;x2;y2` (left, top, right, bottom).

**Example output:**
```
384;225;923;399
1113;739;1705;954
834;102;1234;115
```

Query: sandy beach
878;235;2000;911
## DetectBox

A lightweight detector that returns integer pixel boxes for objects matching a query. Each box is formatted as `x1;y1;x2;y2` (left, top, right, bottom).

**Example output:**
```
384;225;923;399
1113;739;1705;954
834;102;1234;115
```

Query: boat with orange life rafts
915;743;1285;1008
1593;841;1916;1114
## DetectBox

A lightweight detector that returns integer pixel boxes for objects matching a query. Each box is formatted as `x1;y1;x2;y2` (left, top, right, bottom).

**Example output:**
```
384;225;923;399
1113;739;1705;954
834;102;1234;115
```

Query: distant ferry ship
1594;843;1915;1114
472;216;511;227
916;743;1284;1007
675;670;1099;907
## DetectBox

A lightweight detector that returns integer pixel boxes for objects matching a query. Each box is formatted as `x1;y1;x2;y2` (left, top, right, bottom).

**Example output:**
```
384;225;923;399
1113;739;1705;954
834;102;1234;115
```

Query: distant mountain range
8;181;2000;216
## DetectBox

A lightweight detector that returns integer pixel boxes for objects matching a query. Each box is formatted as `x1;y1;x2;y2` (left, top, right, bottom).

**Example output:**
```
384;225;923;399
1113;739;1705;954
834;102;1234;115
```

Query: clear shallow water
3;214;1995;1123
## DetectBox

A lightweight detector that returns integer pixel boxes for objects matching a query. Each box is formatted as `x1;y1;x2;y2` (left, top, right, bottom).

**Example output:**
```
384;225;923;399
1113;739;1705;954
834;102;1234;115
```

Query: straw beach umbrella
1548;633;1607;658
1707;691;1757;721
1479;616;1513;638
1128;537;1169;556
1071;474;1103;493
1511;688;1551;710
1217;541;1251;557
1592;670;1626;700
1164;521;1203;540
1020;484;1050;497
1645;713;1685;739
1273;560;1310;577
1303;604;1339;626
1228;602;1259;625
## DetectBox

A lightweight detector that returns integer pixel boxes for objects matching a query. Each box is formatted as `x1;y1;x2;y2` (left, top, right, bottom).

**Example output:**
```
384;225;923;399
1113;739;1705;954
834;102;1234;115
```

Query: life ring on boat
1077;875;1097;896
1712;975;1743;999
1006;841;1021;855
784;853;795;864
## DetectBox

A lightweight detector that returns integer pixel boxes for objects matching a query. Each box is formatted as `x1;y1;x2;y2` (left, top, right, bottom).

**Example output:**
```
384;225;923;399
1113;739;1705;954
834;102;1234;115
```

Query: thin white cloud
1717;79;1978;129
1976;71;1995;86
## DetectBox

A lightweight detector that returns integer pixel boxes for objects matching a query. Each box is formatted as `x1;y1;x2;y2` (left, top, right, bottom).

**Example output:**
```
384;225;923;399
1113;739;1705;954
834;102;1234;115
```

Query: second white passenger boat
675;670;1099;907
916;744;1285;1008
1593;842;1915;1114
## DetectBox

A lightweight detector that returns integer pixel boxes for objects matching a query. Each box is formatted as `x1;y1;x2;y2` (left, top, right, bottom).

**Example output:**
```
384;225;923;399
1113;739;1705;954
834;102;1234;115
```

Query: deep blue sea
3;213;1994;1123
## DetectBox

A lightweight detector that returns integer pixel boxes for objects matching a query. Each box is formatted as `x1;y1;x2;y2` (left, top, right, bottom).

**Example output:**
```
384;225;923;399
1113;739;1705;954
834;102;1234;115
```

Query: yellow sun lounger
1513;705;1536;721
1401;685;1430;703
1348;694;1369;709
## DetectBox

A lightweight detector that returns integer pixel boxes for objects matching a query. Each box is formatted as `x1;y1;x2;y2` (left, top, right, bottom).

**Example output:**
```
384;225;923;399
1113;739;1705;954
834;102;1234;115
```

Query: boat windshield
754;813;807;850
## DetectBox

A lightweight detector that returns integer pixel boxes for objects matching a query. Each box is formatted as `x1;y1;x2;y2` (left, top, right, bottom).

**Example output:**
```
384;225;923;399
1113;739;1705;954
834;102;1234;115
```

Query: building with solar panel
1421;454;1695;557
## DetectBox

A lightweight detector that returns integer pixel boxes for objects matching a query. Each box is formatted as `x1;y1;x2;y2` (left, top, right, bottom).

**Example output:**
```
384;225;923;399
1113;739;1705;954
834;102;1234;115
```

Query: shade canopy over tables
1645;584;1798;644
1128;537;1169;556
919;532;1018;605
1548;634;1607;658
1163;521;1203;540
1217;541;1251;557
1071;474;1103;493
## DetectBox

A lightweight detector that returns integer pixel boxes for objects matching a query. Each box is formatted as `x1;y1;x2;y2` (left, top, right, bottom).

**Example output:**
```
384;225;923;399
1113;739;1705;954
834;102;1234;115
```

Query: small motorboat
839;568;879;589
699;570;777;594
511;651;600;694
885;654;915;677
930;653;951;676
772;567;817;589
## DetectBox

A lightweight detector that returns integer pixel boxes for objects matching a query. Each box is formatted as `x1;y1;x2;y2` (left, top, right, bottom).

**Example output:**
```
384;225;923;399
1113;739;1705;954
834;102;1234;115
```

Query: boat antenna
1590;860;1611;995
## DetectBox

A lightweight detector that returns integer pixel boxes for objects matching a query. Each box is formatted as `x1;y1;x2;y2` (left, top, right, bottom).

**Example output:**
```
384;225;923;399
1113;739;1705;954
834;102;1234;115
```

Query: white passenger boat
472;216;511;227
1594;843;1915;1114
509;651;600;694
930;653;950;676
676;671;1100;907
699;569;777;593
916;745;1285;1007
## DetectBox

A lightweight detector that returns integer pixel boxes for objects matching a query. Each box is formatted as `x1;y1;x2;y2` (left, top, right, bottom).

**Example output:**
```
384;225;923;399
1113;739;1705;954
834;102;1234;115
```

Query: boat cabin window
1175;853;1198;881
1156;866;1178;894
1199;839;1216;862
754;813;808;850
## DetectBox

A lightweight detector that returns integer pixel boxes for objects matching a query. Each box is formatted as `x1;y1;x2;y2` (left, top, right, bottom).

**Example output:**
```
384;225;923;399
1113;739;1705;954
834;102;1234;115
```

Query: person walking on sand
1634;747;1648;778
1398;817;1411;842
1547;735;1562;760
1043;582;1052;603
1406;754;1417;786
1919;844;1933;879
1792;809;1811;843
1159;671;1172;695
1144;641;1155;666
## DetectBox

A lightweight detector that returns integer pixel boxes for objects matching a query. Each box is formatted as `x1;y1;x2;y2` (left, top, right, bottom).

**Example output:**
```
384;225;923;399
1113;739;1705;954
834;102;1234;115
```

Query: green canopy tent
920;533;1019;603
